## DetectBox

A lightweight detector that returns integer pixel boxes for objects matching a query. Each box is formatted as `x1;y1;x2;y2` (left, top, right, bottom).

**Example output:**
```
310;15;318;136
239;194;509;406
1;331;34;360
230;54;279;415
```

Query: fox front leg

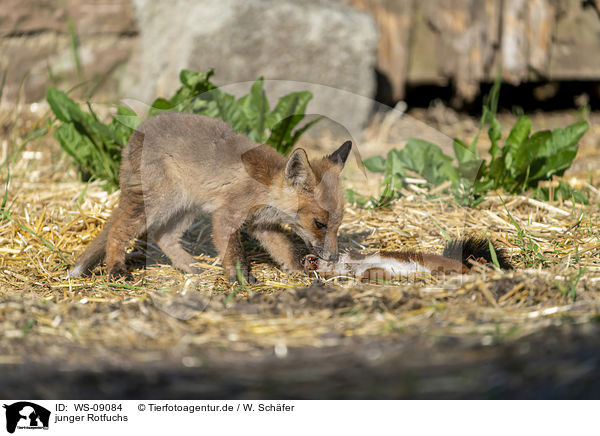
212;208;256;284
251;225;302;273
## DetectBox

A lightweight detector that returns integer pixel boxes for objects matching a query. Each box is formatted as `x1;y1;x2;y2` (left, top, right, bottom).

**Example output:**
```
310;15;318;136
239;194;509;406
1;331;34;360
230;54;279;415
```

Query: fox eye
314;219;327;230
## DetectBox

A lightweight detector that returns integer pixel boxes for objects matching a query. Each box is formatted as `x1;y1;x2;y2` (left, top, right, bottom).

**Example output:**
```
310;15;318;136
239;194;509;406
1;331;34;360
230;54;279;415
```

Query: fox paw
182;265;205;275
227;269;257;285
108;263;133;280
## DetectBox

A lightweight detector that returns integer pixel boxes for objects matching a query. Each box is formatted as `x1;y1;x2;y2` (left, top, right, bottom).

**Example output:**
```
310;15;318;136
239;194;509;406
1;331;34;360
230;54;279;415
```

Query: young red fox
69;112;352;282
302;237;512;282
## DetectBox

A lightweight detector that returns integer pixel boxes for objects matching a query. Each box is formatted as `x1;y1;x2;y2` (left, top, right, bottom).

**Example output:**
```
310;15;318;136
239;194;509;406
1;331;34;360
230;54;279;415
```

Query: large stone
0;0;136;37
1;34;134;103
128;0;378;137
0;0;137;104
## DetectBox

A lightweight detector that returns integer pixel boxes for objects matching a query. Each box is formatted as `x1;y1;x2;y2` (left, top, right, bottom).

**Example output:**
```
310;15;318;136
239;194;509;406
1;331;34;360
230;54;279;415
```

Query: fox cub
69;112;352;282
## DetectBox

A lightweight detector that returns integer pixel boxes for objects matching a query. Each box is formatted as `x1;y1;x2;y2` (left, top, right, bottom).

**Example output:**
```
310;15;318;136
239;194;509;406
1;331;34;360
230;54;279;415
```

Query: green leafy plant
149;70;322;155
47;88;138;192
350;81;589;208
348;139;460;208
47;69;321;192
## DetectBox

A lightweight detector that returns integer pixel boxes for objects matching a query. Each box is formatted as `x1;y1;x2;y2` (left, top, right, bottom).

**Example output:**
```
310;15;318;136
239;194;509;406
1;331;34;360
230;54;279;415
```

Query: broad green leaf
149;98;174;116
473;178;494;195
267;91;312;130
485;157;505;188
539;122;588;158
453;138;474;165
397;138;453;186
289;116;324;146
46;88;86;123
363;156;386;173
385;149;407;179
528;149;578;183
457;159;483;182
112;106;142;131
180;69;216;92
266;92;313;154
169;88;193;110
47;87;123;191
511;121;588;185
111;106;140;146
503;115;531;171
241;77;269;142
54;123;119;191
509;130;550;179
345;189;369;207
202;91;239;127
54;124;90;167
487;116;502;159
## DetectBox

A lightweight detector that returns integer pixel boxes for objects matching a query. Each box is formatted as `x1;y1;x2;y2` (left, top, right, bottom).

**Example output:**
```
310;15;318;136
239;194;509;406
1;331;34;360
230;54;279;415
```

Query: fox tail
68;218;112;278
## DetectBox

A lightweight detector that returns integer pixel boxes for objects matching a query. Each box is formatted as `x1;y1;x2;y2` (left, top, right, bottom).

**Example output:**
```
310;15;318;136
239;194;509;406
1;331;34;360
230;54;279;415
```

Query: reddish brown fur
379;251;468;274
69;113;351;282
302;247;478;283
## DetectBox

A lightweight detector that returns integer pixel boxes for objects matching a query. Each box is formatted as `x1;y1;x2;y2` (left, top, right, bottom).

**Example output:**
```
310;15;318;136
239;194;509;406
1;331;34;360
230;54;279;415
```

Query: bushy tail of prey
443;236;512;270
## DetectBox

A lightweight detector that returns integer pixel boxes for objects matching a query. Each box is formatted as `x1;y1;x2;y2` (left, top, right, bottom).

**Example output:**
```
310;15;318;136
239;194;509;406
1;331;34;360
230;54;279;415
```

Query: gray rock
128;0;377;137
0;0;136;103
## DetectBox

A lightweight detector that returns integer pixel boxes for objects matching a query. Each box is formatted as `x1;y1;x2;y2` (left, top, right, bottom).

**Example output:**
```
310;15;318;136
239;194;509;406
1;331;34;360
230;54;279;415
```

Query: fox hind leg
152;211;203;274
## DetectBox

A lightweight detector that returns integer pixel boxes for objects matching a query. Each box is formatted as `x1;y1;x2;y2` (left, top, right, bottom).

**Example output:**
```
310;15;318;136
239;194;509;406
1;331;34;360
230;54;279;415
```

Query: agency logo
3;402;50;434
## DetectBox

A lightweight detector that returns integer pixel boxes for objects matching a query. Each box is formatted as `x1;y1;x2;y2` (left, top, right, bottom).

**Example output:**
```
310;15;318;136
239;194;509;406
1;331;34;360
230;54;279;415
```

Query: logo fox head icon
3;402;50;434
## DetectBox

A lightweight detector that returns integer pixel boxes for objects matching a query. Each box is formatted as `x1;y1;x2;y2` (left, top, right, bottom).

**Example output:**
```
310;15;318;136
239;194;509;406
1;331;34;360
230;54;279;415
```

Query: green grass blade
430;215;452;242
486;235;501;269
226;261;248;303
0;68;7;105
1;168;10;214
68;16;83;82
107;282;142;290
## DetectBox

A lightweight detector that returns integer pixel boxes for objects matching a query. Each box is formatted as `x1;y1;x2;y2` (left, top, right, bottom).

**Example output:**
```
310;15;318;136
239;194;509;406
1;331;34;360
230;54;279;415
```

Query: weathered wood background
349;0;600;102
1;0;599;104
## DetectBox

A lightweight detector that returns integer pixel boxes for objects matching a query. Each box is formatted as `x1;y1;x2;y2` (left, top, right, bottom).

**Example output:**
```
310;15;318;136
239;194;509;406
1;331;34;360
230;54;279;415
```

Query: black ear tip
328;140;352;166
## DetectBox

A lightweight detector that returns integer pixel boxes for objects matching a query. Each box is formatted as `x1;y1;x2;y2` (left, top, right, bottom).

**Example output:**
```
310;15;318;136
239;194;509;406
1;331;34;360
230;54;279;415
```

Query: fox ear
328;140;352;167
285;149;315;190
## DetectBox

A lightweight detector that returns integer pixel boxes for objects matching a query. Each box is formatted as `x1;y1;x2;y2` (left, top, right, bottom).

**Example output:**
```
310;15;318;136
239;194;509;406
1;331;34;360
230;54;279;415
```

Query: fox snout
324;252;339;262
311;242;339;262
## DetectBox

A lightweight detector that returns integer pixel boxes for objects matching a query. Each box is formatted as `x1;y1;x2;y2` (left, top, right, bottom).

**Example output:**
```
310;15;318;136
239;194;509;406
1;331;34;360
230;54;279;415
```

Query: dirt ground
1;102;600;399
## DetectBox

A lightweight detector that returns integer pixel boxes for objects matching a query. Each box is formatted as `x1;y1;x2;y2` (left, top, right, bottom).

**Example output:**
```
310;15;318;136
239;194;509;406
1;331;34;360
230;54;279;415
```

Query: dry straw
1;106;600;366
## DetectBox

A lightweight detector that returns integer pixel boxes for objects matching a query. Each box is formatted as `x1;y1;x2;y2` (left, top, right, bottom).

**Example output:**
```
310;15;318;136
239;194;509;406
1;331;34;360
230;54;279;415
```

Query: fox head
279;141;352;261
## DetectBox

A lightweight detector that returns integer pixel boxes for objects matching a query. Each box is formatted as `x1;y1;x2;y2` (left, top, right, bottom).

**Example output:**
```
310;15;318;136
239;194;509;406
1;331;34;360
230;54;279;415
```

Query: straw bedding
1;105;600;396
